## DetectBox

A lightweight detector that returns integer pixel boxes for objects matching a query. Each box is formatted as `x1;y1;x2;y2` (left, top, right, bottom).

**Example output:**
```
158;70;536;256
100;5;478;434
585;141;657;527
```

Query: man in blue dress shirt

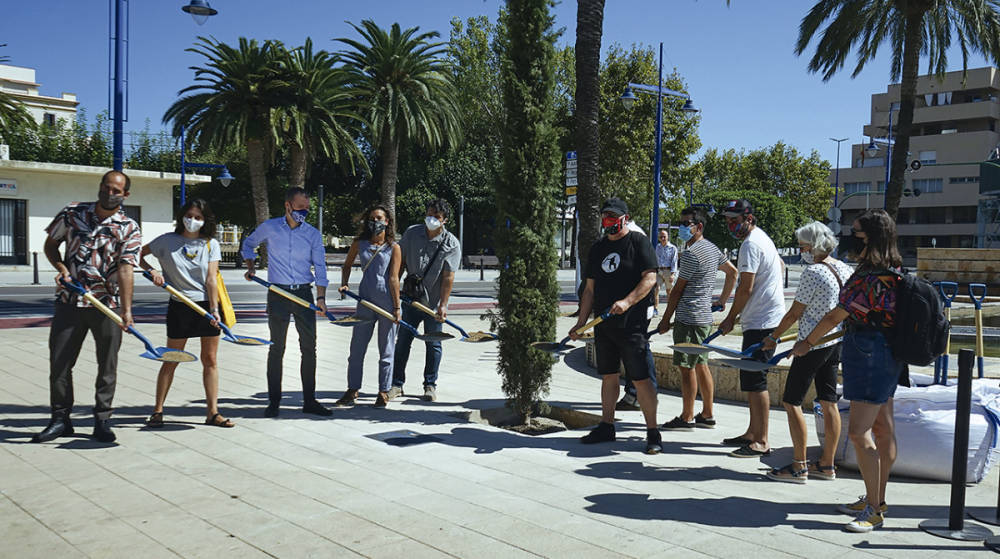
242;187;332;417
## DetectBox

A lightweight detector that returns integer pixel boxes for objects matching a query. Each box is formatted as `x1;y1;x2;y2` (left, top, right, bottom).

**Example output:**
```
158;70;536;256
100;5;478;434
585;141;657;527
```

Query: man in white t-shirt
719;199;786;458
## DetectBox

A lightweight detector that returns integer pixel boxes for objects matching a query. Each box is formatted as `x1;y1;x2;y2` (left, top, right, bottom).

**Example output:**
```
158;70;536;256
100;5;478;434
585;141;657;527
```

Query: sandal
205;412;235;428
146;411;164;428
809;460;837;480
765;461;808;484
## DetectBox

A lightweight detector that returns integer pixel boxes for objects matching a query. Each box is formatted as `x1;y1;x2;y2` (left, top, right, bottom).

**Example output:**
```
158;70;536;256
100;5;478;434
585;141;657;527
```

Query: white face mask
183;217;204;233
801;250;815;265
425;216;442;231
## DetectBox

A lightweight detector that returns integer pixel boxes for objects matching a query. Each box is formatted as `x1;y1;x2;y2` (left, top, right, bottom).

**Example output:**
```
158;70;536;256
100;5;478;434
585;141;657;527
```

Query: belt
846;323;881;333
272;282;312;291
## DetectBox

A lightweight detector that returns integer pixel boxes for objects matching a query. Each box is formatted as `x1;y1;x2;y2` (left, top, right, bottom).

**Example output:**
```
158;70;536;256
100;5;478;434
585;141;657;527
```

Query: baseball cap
600;197;629;216
722;199;753;217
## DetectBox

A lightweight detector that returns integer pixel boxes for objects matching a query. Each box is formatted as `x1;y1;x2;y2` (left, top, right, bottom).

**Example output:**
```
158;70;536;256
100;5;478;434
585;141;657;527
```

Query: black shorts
739;328;775;392
782;342;841;406
166;298;220;339
595;326;655;382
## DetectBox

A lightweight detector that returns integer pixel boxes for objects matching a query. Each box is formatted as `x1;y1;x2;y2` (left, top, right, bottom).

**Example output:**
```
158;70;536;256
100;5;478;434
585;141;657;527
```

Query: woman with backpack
790;209;903;533
761;222;853;485
334;205;401;408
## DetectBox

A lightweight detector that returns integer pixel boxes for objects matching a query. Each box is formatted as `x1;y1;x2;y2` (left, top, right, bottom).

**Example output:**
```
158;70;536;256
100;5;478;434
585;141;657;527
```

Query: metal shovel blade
329;314;374;327
222;332;272;346
141;347;199;363
461;331;498;343
670;343;713;355
717;357;772;372
530;341;576;353
417;331;455;342
700;342;755;359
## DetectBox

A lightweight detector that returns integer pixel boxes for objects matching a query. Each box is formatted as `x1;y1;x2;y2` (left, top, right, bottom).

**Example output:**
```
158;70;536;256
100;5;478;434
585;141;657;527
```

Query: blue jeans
841;329;902;404
392;304;444;388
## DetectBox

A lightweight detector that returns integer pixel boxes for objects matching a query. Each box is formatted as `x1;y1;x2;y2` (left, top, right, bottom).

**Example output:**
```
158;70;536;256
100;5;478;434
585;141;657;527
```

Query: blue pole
833;139;842;207
180;125;186;206
883;110;892;209
652;42;663;247
112;0;126;171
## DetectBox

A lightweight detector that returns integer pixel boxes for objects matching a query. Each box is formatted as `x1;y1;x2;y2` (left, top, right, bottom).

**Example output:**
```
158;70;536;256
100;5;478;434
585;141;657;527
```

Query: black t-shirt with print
585;231;658;330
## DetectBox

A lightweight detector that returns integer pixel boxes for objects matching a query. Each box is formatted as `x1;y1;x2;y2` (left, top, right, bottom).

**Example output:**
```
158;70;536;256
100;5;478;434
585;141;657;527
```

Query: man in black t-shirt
570;198;662;454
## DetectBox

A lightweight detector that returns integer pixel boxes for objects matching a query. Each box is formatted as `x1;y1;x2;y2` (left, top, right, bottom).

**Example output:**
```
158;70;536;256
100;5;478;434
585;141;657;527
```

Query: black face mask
98;190;124;210
842;234;867;257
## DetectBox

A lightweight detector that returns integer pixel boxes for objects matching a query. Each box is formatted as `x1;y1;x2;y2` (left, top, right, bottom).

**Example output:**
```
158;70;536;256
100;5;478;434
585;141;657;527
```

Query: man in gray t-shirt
389;199;461;403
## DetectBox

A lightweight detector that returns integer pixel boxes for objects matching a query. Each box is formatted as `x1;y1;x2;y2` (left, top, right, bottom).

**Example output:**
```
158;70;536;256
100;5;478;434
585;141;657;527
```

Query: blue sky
3;0;994;170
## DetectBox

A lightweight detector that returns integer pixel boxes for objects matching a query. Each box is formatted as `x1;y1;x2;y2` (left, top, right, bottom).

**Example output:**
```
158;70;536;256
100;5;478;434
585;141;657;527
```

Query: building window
949;176;979;184
122;205;141;227
952;206;978;223
912;178;943;193
876;181;886;192
843;181;871;195
42;113;55;126
918;151;936;164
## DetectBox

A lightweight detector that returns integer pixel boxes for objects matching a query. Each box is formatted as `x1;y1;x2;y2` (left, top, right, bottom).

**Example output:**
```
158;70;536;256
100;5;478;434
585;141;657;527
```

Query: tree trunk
886;9;925;221
574;0;605;273
379;131;399;218
288;143;308;188
247;137;270;267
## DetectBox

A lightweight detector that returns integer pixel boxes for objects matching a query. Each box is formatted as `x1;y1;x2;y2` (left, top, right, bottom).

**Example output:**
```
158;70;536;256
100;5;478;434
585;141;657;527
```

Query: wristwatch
316;296;325;300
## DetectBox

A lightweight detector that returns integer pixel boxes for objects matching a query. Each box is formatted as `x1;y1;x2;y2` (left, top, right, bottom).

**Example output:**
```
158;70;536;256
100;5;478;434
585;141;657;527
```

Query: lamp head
680;98;698;113
620;87;637;110
217;167;234;187
865;139;879;158
182;0;218;25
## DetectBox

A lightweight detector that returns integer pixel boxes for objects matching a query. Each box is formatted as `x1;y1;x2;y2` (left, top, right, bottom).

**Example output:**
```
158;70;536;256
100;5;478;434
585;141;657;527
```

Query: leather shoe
32;413;73;443
92;416;116;443
302;400;332;416
264;403;280;418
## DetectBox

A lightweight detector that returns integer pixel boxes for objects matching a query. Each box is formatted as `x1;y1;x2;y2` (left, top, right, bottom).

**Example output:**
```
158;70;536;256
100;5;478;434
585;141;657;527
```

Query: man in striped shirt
656;207;737;431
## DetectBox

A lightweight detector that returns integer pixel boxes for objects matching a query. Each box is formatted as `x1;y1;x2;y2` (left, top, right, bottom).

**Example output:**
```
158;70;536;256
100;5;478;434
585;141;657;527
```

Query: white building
0;159;208;268
0;64;78;126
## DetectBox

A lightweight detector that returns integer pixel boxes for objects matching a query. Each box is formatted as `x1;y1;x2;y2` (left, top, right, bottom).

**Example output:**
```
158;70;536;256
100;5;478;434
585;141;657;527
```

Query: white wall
0;160;207;270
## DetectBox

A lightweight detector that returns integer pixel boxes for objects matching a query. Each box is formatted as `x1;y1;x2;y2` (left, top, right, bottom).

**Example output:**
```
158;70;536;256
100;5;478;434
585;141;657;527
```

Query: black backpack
888;271;950;366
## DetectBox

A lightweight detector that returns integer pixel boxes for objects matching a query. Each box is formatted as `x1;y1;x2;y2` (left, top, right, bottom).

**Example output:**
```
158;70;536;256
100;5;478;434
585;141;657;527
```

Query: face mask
677;225;694;242
800;250;815;265
845;234;867;257
183;217;204;233
98;190;124;210
727;218;750;240
601;215;625;236
290;208;309;224
368;219;387;235
425;216;442;231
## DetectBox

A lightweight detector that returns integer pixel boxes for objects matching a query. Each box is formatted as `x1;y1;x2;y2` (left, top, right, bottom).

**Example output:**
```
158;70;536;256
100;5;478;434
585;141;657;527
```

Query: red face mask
602;214;626;235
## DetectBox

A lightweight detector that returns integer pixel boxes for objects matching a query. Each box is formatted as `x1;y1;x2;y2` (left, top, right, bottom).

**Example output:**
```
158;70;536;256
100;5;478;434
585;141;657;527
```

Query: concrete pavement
2;306;998;558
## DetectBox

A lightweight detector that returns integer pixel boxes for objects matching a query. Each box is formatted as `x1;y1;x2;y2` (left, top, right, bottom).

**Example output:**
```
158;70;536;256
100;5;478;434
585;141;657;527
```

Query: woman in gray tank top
335;205;401;407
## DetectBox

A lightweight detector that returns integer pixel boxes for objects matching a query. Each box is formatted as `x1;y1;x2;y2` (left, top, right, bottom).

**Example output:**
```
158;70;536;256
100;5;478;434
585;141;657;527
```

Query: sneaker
581;422;616;444
845;505;884;533
615;394;640;411
808;461;836;480
422;385;437;402
661;416;695;431
694;413;716;429
765;462;808;484
729;444;771;458
386;386;404;400
722;435;753;446
837;495;888;515
645;428;662;455
373;392;389;408
334;389;359;407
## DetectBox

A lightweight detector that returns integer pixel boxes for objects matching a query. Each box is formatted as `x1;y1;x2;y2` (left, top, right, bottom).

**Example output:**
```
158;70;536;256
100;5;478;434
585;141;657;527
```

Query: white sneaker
845;505;884;533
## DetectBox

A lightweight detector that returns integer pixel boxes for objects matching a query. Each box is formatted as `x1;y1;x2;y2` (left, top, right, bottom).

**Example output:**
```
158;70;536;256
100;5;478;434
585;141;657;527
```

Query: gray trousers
49;302;122;419
266;289;317;404
346;309;398;393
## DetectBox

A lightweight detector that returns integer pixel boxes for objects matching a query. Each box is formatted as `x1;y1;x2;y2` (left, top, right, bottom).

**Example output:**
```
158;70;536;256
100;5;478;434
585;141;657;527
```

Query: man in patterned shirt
34;170;141;444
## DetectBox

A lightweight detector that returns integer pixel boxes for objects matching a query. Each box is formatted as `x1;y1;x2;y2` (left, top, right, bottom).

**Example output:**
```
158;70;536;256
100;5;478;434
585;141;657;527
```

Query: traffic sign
566;195;577;205
566;167;578;178
566;151;577;160
566;177;578;187
565;186;577;195
826;207;842;221
565;159;577;170
826;221;839;232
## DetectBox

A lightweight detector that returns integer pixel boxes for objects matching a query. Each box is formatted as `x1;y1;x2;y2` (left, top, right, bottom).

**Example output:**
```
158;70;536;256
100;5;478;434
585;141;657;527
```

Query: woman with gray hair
760;221;853;484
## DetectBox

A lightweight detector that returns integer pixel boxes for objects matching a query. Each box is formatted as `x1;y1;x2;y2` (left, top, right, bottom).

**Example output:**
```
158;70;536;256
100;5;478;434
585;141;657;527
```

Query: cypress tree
490;0;561;424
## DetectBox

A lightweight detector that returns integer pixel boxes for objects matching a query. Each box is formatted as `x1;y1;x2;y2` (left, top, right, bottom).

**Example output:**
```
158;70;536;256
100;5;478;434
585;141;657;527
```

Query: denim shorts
840;330;902;404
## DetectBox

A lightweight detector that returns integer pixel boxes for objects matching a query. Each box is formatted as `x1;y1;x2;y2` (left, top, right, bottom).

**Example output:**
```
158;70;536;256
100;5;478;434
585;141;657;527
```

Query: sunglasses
677;220;696;227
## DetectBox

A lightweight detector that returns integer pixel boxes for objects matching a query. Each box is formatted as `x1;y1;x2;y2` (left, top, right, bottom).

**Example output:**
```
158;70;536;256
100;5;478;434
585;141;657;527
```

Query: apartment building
831;66;1000;258
0;64;78;126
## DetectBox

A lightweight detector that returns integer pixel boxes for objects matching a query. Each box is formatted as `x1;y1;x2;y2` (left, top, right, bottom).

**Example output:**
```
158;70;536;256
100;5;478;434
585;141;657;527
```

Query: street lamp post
830;137;848;207
620;42;697;247
108;1;219;171
866;106;898;210
179;126;233;206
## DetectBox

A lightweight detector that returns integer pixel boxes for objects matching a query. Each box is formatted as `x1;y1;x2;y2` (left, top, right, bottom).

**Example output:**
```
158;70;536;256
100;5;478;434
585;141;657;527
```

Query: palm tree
336;20;462;217
275;39;368;188
574;0;605;274
0;44;35;136
163;36;286;226
796;0;1000;219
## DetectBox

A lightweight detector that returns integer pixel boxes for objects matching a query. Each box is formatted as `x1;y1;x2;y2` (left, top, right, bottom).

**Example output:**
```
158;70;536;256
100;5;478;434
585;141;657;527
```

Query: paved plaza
1;300;999;558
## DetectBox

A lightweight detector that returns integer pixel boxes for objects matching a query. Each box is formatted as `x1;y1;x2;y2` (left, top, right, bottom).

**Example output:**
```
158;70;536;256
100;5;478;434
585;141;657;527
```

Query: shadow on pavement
576;460;764;484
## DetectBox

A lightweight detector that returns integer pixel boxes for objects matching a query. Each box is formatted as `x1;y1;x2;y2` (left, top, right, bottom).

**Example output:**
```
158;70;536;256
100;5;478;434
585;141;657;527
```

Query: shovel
934;281;958;385
970;283;987;379
403;297;498;343
531;308;611;353
248;275;370;326
717;331;845;372
669;329;724;355
141;271;271;346
341;290;454;342
60;278;198;363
